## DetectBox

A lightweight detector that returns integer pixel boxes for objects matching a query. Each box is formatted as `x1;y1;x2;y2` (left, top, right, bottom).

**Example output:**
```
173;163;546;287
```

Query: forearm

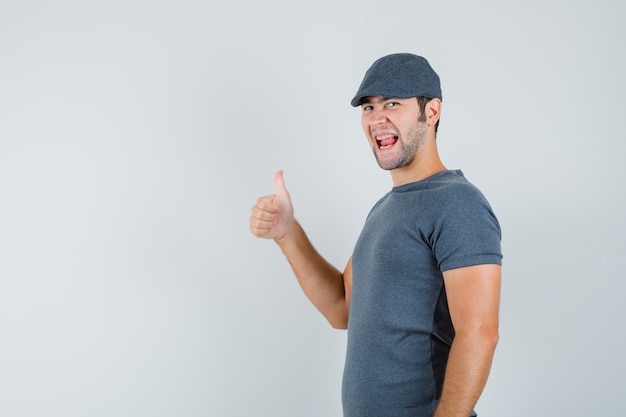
433;329;498;417
275;219;349;329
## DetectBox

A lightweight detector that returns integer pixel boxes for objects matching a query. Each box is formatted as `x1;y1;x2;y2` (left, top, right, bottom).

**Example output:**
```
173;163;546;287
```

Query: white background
1;1;624;416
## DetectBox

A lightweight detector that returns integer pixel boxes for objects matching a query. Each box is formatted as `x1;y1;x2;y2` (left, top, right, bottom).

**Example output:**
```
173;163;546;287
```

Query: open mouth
376;134;398;149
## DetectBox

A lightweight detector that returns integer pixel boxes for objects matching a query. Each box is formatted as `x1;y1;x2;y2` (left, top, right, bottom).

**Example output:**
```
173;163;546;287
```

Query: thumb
273;170;289;200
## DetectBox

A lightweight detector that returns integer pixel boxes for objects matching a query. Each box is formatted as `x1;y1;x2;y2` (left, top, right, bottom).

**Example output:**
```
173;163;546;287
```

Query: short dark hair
417;96;440;134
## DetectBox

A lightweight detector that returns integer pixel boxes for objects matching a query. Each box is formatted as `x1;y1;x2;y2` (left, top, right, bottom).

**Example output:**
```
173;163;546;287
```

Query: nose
365;107;387;126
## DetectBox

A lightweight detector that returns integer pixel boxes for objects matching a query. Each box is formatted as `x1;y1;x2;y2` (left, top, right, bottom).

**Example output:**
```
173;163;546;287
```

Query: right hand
249;170;294;241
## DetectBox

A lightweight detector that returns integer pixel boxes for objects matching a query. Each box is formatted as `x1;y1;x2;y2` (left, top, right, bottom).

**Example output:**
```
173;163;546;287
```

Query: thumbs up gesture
250;170;295;241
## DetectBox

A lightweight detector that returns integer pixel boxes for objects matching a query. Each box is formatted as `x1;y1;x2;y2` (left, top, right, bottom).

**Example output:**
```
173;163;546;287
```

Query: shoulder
365;191;392;219
421;170;492;211
421;171;501;239
425;172;503;270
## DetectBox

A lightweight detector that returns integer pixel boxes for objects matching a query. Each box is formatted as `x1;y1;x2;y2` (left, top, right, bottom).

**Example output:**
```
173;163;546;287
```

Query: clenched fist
249;170;295;241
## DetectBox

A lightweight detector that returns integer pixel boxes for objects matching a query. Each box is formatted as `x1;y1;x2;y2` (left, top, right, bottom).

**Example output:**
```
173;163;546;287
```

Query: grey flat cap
351;53;442;107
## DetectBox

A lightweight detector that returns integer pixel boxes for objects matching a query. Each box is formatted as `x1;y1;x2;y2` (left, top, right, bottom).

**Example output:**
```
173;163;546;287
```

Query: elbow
322;302;349;330
484;327;499;352
456;325;499;352
326;317;348;330
327;312;349;330
331;322;348;330
489;330;499;352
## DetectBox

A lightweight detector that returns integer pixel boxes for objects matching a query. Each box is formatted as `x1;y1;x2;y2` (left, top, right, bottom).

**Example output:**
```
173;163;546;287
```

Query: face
360;97;428;171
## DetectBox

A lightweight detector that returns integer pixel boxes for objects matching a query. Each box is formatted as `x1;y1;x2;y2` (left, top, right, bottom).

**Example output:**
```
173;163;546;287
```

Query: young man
250;53;502;417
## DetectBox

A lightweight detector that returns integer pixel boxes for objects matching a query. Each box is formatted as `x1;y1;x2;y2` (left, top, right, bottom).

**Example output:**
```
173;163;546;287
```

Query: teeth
376;133;397;150
376;134;395;140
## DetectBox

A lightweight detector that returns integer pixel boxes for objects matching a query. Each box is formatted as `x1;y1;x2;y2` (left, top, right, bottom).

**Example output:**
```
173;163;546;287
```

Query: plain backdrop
1;1;624;416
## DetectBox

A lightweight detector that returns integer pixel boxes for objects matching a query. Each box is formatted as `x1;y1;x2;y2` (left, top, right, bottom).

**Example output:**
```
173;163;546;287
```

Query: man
250;53;502;417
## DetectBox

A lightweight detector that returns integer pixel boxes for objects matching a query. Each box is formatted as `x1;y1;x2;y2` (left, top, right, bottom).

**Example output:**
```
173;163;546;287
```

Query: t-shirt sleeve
431;184;503;272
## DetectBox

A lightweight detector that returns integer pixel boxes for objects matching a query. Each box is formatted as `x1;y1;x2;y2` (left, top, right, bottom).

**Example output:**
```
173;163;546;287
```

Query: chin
375;160;399;171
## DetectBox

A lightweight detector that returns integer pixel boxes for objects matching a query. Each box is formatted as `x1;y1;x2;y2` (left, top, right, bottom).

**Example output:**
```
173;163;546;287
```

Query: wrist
273;218;299;246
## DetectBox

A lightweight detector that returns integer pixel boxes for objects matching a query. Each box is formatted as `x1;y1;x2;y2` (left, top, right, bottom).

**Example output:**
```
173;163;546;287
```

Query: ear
425;98;441;128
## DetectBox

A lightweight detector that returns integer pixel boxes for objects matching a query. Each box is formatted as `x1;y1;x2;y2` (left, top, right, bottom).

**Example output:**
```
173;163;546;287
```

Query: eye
385;101;399;108
361;104;373;112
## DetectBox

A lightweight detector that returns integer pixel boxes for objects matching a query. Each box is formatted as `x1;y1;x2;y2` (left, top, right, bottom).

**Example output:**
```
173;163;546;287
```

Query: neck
390;140;446;187
390;161;447;187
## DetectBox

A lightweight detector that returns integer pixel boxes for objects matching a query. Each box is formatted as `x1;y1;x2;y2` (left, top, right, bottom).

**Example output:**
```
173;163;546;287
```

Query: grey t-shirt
343;170;502;417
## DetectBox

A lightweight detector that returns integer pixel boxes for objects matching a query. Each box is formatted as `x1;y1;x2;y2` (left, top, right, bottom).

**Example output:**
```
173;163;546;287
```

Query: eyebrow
359;97;394;106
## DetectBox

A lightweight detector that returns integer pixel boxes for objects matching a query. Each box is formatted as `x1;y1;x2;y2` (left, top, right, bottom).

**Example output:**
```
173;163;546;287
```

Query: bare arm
249;171;351;329
434;264;501;417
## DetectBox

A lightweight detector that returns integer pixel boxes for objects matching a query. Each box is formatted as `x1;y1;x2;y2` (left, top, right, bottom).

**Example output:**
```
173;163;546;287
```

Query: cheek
360;117;368;132
361;120;372;138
